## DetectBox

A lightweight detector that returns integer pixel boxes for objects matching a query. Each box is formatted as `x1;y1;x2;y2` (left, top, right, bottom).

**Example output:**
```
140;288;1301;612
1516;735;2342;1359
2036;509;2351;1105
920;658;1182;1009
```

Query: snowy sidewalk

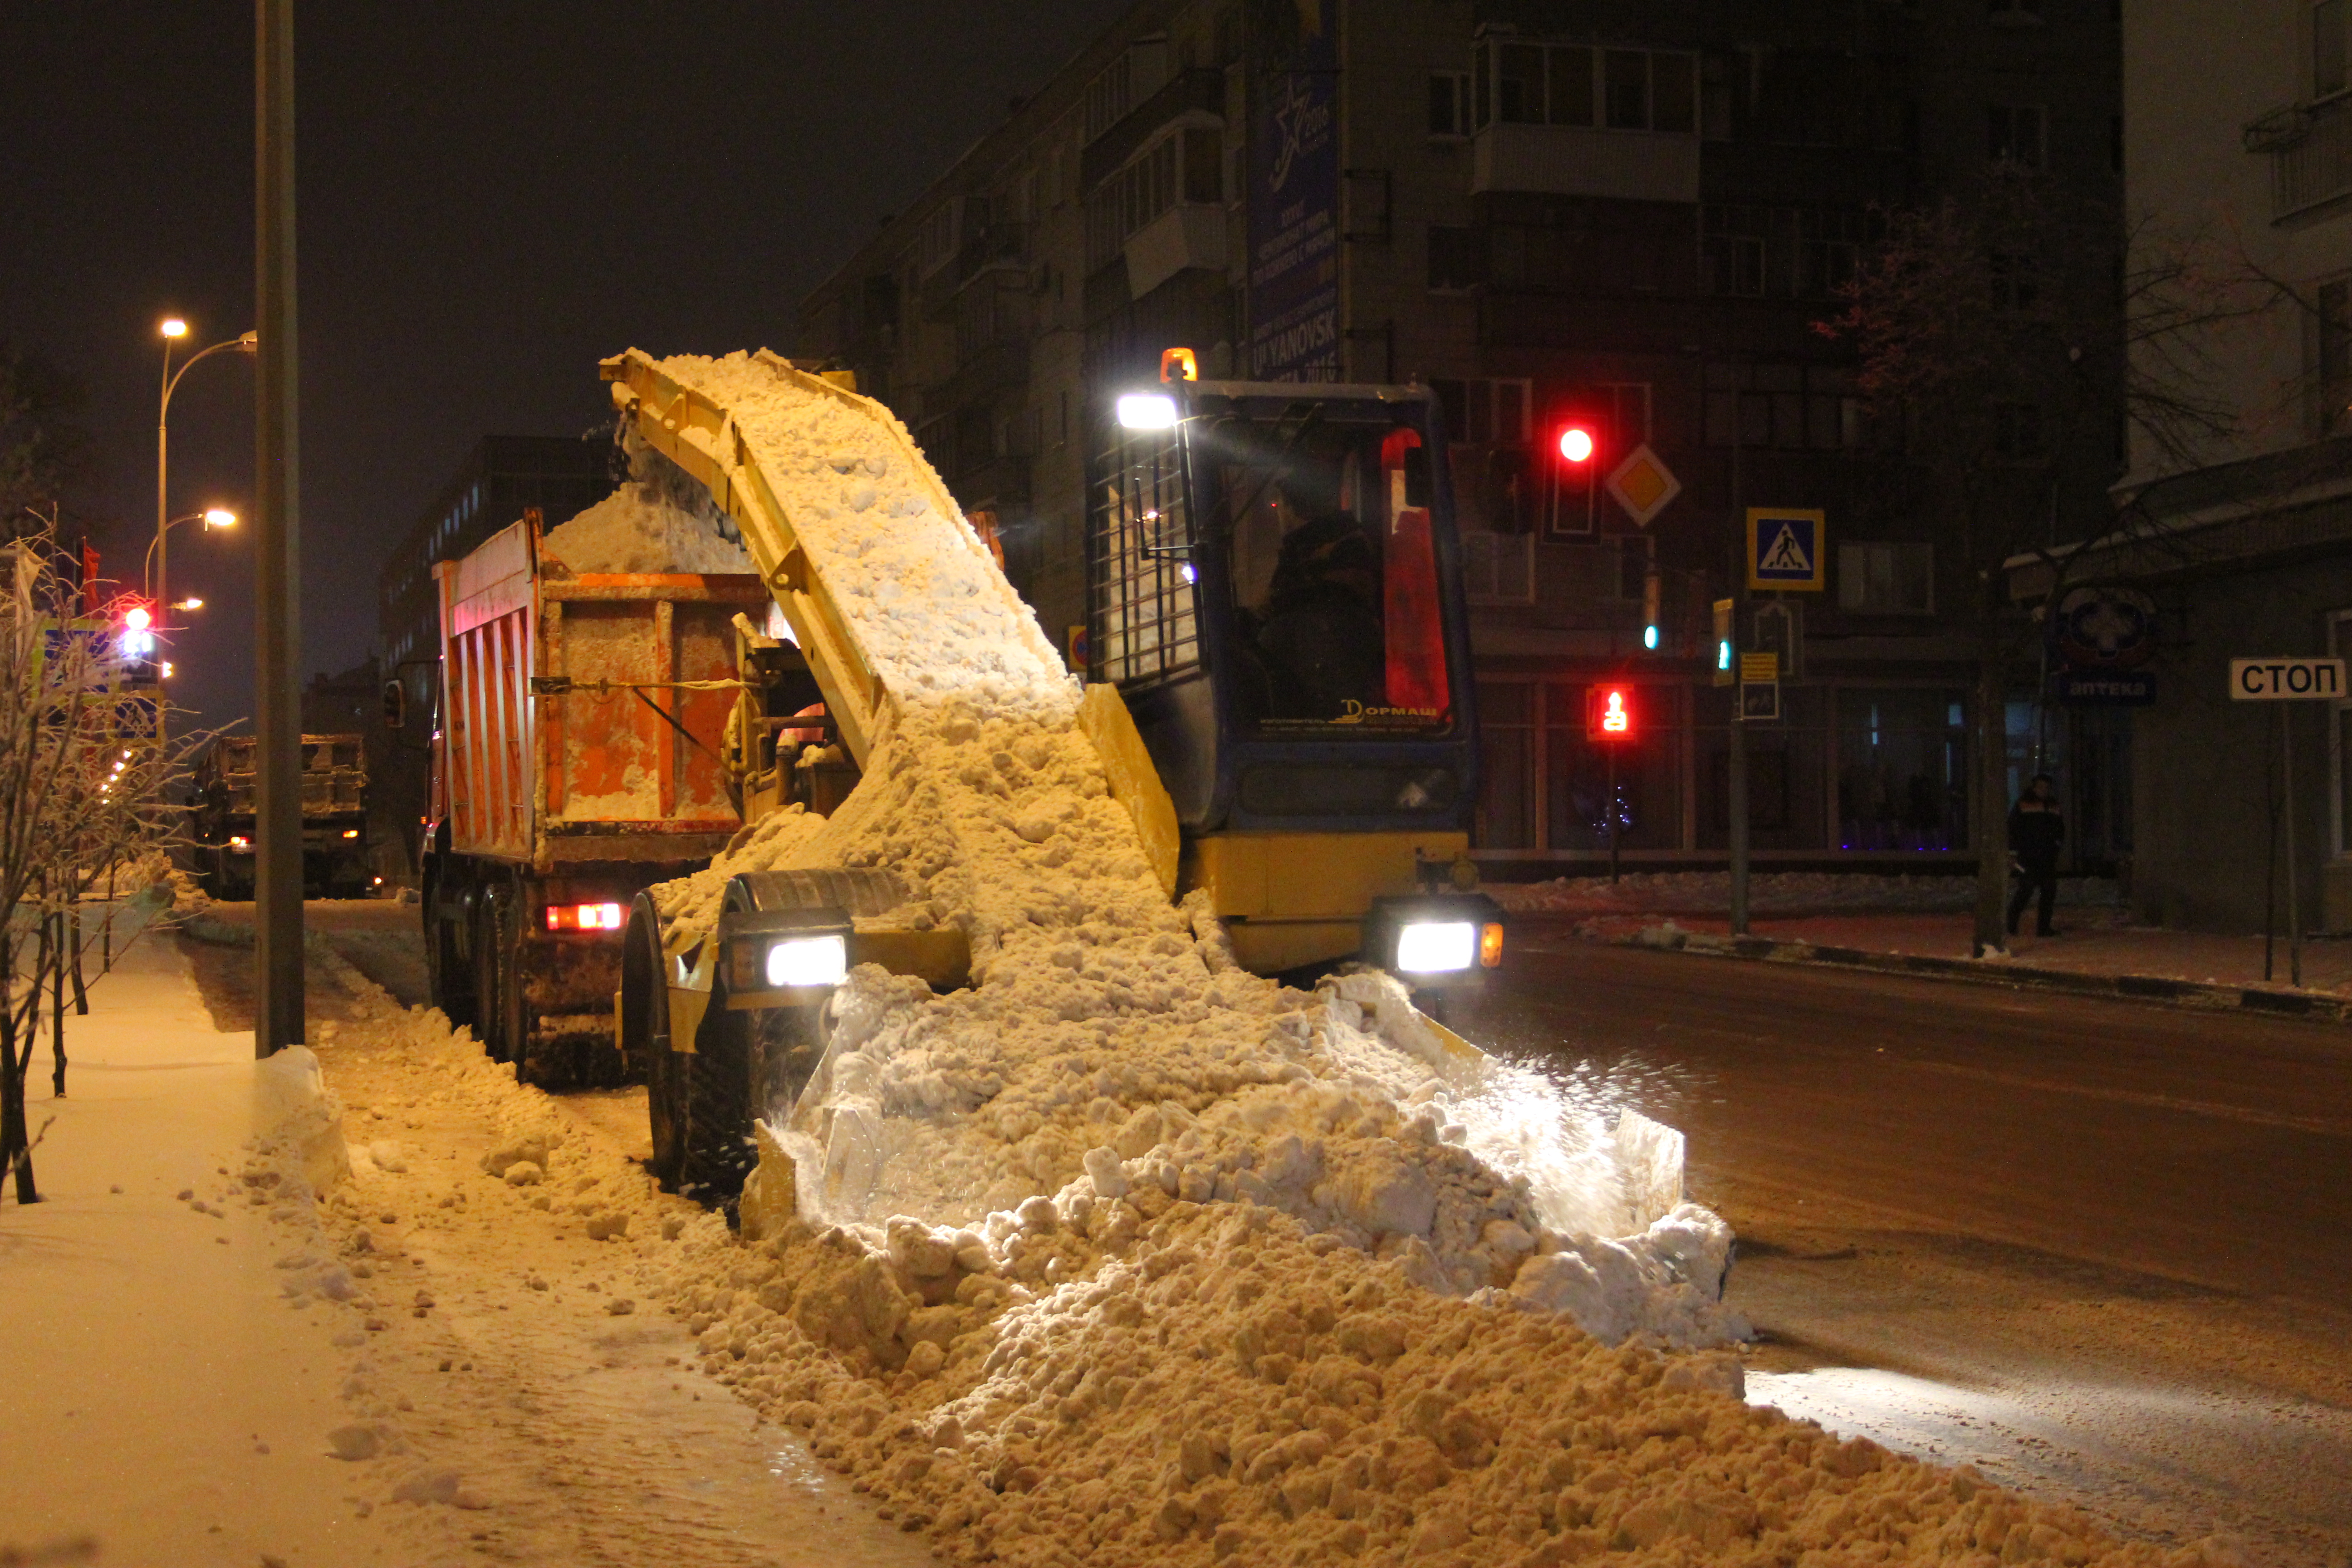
0;927;399;1566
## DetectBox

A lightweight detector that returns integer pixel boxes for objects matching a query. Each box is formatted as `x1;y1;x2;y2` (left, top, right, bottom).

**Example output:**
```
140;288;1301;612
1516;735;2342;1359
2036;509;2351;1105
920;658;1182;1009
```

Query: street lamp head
236;330;258;353
203;508;236;528
160;318;188;340
172;598;204;611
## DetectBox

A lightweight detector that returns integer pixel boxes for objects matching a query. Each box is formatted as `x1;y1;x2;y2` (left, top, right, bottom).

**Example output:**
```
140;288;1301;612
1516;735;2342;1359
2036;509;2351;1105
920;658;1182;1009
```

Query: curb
1585;922;2352;1025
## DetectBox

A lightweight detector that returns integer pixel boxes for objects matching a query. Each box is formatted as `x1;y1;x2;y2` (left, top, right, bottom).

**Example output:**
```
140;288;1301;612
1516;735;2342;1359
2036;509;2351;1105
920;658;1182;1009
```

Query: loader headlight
720;898;854;999
1366;892;1506;987
764;934;847;989
1395;921;1476;974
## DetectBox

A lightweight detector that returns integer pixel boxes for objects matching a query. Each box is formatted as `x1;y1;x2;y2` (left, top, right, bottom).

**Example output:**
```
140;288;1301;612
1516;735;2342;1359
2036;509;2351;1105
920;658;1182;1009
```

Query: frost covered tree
1817;165;2253;953
0;532;176;1203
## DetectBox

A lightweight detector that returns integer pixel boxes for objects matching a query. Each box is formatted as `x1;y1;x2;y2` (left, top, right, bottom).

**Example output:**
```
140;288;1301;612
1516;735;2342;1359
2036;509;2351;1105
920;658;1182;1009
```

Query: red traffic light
1586;685;1635;741
1558;426;1595;464
122;603;152;632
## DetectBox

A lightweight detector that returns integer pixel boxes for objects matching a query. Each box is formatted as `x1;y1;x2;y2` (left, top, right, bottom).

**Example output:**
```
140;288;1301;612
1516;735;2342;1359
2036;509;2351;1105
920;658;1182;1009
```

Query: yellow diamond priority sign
1604;443;1681;527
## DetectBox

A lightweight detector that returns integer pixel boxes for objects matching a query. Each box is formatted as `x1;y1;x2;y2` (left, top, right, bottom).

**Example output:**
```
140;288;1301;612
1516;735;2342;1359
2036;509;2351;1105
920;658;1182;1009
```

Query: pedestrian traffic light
1642;568;1661;652
1586;684;1636;742
1712;597;1735;688
120;601;156;659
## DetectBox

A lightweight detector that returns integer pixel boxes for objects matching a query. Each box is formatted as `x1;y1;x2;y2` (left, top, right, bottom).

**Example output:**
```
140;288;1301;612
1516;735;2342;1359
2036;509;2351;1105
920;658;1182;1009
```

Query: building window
1991;401;2047;460
1462;530;1534;604
1838;542;1936;615
1988;103;2048;167
1704;363;1856;449
2319;0;2348;98
1473;38;1698;133
1426;225;1485;290
1086;127;1220;270
2319;278;2352;435
1430;377;1532;445
1428;72;1471;138
1837;689;1971;852
1989;251;2040;313
1475;682;1538;849
1704;205;1870;297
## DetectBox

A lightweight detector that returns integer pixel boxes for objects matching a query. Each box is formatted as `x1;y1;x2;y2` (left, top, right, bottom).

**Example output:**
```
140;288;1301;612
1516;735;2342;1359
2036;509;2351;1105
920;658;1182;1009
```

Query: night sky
0;1;1126;731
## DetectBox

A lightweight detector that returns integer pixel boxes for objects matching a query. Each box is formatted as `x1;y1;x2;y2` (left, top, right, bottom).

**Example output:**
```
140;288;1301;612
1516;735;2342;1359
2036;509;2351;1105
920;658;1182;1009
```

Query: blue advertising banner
1247;0;1339;382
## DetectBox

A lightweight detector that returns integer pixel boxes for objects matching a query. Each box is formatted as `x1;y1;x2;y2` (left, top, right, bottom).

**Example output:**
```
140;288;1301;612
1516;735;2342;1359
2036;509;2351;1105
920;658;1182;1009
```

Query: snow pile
290;909;2224;1566
539;481;755;576
636;351;1725;1340
652;1203;2221;1568
1493;870;2124;917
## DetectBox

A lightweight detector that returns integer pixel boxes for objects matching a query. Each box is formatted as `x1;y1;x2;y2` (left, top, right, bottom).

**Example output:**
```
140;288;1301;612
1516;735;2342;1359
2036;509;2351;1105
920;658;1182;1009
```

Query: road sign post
2229;657;2344;985
1587;685;1636;884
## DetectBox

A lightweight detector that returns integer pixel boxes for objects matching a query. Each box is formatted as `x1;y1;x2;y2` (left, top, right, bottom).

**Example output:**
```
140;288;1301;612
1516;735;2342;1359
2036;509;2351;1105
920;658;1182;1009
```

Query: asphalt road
1455;926;2352;1568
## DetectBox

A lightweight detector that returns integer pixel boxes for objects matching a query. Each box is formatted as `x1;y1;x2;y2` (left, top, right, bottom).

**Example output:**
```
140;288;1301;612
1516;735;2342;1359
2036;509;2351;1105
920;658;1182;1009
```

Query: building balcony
2247;94;2352;219
1470;122;1700;204
1083;68;1225;189
1124;203;1227;298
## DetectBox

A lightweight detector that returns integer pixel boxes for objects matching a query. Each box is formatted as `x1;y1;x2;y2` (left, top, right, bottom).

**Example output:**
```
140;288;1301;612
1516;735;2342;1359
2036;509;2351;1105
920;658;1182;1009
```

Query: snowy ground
0;920;931;1567
0;906;2244;1568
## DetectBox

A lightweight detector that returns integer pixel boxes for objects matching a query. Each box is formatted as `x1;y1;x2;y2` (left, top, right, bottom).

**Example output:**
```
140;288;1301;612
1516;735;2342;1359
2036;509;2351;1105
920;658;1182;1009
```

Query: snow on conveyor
608;354;2220;1567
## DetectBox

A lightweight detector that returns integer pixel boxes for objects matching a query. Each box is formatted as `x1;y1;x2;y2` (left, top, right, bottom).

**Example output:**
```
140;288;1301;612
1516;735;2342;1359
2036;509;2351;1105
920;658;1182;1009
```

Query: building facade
802;0;2124;875
2004;0;2352;931
374;434;615;877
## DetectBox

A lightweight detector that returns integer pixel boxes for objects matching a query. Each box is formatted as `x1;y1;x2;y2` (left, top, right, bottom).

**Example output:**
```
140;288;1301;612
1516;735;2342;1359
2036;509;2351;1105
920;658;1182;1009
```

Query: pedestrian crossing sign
1746;508;1826;591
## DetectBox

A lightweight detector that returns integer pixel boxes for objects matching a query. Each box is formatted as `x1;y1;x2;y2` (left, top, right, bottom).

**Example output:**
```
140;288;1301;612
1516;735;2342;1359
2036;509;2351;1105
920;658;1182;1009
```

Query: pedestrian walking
2006;774;2064;937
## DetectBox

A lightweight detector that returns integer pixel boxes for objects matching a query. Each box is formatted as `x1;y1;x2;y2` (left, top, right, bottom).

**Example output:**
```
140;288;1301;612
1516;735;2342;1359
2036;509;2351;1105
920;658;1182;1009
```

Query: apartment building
2005;0;2352;930
802;0;2124;874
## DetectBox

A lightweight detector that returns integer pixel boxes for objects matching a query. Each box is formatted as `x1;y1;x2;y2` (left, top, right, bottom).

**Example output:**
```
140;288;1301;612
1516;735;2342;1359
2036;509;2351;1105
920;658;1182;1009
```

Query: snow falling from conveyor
631;350;1734;1342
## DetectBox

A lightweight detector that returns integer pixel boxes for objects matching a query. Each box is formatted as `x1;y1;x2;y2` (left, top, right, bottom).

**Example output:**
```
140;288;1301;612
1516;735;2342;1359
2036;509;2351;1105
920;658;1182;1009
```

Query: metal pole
2285;702;2303;987
255;0;304;1056
1728;397;1749;936
1607;742;1622;885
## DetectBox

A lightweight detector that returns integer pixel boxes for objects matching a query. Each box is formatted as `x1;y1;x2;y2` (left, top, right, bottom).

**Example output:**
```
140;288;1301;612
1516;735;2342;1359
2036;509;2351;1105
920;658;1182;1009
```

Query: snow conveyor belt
607;348;1740;1350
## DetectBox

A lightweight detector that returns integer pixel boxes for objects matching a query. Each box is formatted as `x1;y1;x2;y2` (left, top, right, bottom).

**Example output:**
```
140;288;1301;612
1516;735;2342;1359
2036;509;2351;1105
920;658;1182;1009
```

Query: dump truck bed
433;516;768;867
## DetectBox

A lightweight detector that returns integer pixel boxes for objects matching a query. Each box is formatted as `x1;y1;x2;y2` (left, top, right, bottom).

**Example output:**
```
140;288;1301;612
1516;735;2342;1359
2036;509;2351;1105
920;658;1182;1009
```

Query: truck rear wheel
424;870;476;1031
626;897;686;1189
473;886;515;1063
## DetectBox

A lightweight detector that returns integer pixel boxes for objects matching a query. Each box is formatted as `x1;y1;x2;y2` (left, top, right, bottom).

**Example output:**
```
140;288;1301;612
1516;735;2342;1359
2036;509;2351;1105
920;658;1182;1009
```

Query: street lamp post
156;323;255;662
145;508;236;606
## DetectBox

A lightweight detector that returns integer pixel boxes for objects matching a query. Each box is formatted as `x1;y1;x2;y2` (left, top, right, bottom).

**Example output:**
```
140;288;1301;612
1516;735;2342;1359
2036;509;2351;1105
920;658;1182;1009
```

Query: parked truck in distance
188;733;371;899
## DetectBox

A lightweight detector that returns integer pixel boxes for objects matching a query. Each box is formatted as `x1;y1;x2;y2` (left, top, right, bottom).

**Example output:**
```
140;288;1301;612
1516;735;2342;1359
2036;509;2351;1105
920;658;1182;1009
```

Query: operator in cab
1250;505;1386;721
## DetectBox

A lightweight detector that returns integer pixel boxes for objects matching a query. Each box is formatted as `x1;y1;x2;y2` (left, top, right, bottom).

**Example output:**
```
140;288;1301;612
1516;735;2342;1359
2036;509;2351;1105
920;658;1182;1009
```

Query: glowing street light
160;318;188;340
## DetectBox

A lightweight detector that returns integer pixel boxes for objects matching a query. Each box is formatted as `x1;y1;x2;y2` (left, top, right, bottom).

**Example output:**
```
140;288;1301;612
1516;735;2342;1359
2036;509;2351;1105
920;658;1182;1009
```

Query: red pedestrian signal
1558;426;1595;464
1587;684;1635;742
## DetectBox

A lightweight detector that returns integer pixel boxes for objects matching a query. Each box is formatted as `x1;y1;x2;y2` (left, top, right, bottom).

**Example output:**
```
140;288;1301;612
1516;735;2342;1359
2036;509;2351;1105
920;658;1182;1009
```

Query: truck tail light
546;902;624;932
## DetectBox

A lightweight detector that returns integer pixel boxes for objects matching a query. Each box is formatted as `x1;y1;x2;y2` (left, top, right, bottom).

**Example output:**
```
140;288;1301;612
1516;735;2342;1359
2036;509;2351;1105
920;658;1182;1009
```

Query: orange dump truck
421;512;772;1084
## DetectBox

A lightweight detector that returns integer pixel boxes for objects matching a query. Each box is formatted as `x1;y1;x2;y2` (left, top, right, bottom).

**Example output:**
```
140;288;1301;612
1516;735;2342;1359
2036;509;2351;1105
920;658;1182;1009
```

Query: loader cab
1090;368;1488;977
1090;374;1479;837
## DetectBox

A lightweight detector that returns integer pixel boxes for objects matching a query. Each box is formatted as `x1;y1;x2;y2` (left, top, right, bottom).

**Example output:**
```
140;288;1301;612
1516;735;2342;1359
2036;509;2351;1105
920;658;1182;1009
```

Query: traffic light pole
1728;411;1750;936
1607;743;1622;886
254;0;304;1057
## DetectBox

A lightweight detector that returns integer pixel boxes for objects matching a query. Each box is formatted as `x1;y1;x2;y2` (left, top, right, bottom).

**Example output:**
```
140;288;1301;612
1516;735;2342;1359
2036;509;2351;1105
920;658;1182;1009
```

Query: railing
2254;95;2352;218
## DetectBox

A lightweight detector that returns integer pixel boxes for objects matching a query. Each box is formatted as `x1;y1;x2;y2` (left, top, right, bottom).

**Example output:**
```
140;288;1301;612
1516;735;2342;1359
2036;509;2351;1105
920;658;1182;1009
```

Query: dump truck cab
1092;370;1492;978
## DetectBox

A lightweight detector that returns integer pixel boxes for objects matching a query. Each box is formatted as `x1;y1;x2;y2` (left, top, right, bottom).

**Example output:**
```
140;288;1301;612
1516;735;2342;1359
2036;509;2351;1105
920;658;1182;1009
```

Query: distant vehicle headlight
764;934;847;990
1394;921;1477;974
